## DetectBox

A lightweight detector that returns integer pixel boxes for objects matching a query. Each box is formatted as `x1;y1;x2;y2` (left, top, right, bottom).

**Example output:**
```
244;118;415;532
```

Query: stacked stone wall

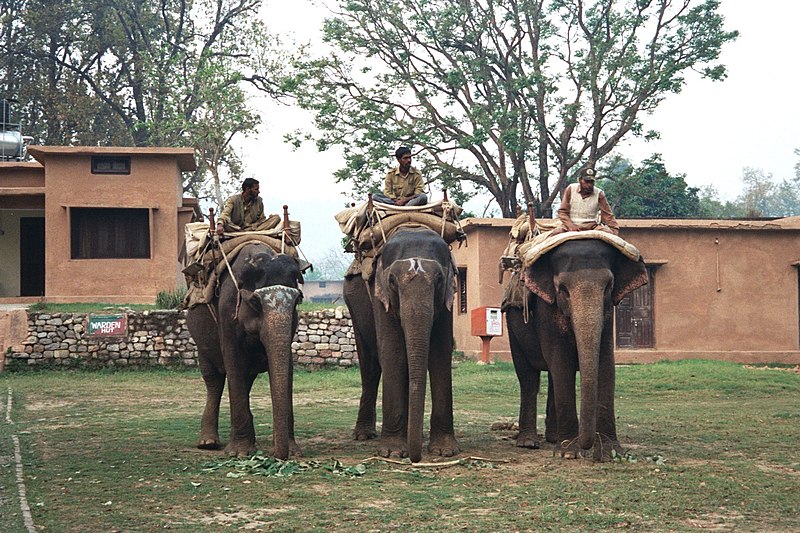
6;307;357;370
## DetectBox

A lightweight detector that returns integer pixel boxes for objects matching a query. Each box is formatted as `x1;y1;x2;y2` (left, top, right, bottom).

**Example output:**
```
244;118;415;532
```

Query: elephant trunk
401;302;434;463
570;289;605;451
257;285;301;460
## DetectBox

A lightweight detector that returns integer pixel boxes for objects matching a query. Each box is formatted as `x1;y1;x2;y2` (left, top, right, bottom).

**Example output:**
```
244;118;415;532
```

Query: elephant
344;227;459;463
514;237;647;461
186;242;304;459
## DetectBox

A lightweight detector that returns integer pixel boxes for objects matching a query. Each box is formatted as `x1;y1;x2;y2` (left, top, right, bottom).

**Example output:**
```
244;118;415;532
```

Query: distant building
0;146;200;303
302;279;344;304
452;217;800;364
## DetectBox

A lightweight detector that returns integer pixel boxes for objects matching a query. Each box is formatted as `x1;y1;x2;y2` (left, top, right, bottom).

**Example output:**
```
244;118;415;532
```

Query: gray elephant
344;227;459;463
516;238;647;461
186;242;304;459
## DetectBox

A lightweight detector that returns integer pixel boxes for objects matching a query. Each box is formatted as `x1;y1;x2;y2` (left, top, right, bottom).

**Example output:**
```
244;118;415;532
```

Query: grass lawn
0;360;798;531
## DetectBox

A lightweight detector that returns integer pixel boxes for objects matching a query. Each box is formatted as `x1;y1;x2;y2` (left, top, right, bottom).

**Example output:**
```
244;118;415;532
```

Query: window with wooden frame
70;208;150;259
458;267;468;314
91;156;131;174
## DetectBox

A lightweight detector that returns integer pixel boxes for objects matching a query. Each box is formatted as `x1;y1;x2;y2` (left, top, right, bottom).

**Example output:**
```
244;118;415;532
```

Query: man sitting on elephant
372;146;429;207
216;177;267;235
551;167;619;236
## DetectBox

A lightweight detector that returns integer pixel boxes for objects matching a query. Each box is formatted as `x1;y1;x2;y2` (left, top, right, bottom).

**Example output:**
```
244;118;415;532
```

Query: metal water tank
0;98;26;161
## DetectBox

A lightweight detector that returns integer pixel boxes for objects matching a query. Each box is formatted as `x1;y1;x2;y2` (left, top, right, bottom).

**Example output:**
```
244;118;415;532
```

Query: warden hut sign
87;314;128;337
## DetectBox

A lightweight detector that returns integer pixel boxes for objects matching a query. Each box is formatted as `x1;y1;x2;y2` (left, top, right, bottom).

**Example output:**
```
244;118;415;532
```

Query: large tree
599;154;702;218
0;0;290;205
288;0;737;216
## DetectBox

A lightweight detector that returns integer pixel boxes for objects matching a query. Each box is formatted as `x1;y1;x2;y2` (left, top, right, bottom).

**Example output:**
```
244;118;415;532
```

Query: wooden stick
365;455;510;468
208;207;216;237
527;202;535;235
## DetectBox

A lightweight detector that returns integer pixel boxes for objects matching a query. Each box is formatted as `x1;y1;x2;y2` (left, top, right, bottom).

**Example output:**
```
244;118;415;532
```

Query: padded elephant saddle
336;198;466;281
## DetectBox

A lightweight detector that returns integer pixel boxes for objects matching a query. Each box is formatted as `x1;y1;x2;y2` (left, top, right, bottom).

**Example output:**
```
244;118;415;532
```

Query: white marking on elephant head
254;285;302;313
407;258;427;273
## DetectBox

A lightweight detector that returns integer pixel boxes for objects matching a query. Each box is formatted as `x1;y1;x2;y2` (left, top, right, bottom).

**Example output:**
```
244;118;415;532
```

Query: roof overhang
27;145;196;172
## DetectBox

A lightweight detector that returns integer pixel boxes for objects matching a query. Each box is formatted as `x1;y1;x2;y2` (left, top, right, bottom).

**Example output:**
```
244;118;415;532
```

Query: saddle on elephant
499;207;642;312
182;206;310;309
335;193;467;281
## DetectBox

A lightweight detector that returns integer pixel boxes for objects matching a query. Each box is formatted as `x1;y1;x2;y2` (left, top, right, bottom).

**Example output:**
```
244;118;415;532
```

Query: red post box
471;306;502;363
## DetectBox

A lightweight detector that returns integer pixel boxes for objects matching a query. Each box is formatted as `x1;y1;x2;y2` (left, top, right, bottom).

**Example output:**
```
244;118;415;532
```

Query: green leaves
287;0;738;216
202;453;369;478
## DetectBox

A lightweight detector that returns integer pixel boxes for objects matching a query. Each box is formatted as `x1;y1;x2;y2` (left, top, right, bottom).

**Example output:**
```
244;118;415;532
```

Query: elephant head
523;238;647;452
373;244;457;462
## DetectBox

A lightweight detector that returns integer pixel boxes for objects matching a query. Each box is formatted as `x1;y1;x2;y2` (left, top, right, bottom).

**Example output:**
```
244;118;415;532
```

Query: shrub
155;288;187;309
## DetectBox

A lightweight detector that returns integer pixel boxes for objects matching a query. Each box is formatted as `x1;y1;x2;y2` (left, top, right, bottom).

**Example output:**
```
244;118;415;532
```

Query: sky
238;0;800;264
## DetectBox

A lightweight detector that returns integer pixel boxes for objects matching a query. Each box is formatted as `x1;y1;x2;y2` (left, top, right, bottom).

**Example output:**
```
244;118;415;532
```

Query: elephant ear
612;255;649;305
373;255;392;313
442;254;458;312
522;256;556;305
236;289;262;333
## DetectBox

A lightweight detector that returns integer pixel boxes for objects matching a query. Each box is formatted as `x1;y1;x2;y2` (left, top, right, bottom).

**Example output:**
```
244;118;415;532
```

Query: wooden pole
480;337;492;364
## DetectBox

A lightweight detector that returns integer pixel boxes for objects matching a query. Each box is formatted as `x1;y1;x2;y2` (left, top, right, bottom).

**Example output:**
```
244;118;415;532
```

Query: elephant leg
224;364;258;457
514;368;541;449
545;345;581;459
509;323;541;449
374;310;408;458
353;319;380;441
190;305;225;450
345;277;381;440
427;315;459;457
544;372;557;444
593;333;622;462
286;365;302;458
198;369;225;449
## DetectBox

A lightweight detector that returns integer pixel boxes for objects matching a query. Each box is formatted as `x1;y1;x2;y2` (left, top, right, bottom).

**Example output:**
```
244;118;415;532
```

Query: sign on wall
87;314;128;337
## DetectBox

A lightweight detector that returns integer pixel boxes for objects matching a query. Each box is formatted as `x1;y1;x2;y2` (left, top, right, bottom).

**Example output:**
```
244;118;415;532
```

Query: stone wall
5;307;357;370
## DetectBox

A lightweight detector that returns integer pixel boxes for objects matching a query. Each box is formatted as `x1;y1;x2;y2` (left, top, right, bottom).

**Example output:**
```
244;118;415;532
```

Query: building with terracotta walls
0;146;200;303
451;217;800;364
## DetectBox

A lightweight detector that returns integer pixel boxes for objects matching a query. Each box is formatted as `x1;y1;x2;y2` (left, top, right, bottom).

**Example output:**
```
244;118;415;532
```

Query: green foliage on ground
0;360;797;531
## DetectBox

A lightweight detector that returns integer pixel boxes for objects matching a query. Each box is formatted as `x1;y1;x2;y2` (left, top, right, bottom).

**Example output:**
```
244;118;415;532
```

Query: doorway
615;267;654;348
20;217;45;296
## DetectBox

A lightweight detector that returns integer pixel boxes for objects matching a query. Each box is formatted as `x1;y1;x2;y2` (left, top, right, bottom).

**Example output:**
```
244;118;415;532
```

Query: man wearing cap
551;167;619;236
372;146;428;206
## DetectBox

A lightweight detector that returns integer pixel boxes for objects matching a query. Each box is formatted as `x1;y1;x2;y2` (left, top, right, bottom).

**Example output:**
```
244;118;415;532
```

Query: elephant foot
197;436;222;450
592;434;623;462
554;438;585;460
289;439;303;458
378;436;408;459
353;425;379;441
428;434;460;457
515;431;541;449
224;440;257;457
544;430;558;444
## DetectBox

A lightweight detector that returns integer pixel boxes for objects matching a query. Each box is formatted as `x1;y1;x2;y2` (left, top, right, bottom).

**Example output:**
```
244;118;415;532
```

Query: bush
155;288;187;309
